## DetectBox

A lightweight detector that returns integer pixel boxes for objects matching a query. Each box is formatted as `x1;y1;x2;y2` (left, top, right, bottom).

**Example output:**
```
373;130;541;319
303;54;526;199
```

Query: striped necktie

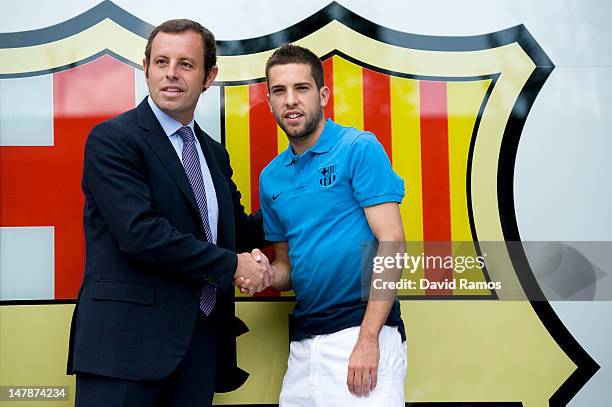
177;125;216;315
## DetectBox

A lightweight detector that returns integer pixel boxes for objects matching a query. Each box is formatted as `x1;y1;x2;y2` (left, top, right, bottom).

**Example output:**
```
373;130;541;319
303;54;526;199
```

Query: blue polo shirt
260;119;405;341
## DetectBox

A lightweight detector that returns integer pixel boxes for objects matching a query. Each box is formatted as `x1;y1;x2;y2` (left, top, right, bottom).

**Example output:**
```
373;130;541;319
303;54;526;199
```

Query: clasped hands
234;249;273;295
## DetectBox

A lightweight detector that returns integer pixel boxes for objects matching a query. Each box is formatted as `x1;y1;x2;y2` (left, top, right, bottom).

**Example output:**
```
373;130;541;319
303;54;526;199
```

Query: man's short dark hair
145;19;216;78
265;44;324;89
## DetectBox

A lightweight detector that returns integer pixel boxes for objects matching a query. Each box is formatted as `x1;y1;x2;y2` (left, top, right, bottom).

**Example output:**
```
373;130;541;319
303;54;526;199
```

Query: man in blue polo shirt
236;45;407;406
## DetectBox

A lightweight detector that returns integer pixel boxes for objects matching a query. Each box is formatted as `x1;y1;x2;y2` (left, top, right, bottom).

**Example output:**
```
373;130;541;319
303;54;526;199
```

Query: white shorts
279;325;407;407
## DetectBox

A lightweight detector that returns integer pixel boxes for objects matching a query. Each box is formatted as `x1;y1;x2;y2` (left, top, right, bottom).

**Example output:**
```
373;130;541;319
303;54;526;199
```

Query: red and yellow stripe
0;53;491;301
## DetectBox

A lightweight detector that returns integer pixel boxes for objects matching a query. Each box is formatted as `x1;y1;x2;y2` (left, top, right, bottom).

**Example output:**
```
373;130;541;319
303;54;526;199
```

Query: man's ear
202;65;218;91
143;58;149;80
319;85;330;108
267;90;272;113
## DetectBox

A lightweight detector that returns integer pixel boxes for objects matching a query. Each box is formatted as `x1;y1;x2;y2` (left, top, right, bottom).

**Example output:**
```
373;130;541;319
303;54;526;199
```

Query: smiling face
267;63;329;149
143;30;217;125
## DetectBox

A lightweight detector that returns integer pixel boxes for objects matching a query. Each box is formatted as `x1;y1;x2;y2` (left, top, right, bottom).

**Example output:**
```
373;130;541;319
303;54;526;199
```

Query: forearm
360;202;406;340
361;240;404;339
270;259;292;291
359;297;394;340
119;219;237;290
268;241;292;291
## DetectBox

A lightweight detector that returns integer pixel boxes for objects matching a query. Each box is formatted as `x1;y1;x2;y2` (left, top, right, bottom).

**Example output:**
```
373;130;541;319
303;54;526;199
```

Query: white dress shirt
147;96;219;244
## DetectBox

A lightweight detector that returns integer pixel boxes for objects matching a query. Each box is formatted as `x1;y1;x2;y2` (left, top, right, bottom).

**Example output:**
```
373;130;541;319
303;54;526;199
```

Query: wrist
269;264;276;286
358;325;380;343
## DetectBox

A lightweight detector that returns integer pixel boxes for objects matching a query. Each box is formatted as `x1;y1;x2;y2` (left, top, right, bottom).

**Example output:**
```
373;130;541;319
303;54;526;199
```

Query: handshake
234;249;274;295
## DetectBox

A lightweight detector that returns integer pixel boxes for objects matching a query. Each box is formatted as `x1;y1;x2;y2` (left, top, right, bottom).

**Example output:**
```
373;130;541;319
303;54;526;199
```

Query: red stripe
362;68;392;162
322;57;334;120
248;82;277;212
54;56;135;299
0;55;135;299
248;83;280;298
419;81;452;295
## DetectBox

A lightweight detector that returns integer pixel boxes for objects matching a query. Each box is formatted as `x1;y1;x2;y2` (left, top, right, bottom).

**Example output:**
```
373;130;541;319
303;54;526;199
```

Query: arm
270;242;292;291
84;123;240;294
347;202;405;397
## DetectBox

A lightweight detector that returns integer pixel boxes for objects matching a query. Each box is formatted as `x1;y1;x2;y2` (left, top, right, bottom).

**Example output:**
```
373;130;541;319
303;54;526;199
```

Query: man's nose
166;61;178;79
285;90;297;106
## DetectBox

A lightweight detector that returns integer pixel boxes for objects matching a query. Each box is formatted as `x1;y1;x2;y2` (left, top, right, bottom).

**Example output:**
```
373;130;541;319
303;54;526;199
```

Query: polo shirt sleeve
259;172;287;242
348;132;405;207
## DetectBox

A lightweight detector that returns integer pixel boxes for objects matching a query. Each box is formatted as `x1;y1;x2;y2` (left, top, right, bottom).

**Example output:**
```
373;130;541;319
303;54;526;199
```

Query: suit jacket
67;99;263;392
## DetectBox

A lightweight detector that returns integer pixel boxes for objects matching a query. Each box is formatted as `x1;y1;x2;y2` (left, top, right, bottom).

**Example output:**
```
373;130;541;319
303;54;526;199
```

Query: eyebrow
270;82;312;89
152;54;197;64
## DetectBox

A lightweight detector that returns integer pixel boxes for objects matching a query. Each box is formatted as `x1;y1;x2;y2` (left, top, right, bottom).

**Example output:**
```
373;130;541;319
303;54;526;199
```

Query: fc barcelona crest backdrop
2;1;611;405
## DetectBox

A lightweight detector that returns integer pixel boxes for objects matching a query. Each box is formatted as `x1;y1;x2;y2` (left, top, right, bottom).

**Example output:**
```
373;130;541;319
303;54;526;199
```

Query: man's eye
180;61;193;68
272;89;284;95
155;59;167;65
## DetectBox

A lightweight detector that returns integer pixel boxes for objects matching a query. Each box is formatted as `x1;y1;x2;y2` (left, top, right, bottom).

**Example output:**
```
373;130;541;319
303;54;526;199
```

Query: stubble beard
278;107;324;144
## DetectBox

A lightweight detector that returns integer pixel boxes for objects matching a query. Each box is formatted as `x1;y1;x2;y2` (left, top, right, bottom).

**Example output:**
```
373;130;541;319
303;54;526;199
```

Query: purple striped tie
177;126;216;315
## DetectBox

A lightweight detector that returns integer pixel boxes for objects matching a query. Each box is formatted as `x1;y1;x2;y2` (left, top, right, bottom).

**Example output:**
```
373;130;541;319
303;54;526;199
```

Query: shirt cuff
359;193;403;207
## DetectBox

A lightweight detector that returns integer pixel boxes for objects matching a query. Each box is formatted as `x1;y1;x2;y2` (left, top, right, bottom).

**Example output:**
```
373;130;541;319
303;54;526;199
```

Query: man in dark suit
67;19;269;406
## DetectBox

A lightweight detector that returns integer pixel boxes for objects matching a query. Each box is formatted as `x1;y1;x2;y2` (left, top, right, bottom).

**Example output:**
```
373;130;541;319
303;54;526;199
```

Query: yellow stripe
224;85;251;298
332;56;364;129
1;19;533;96
390;77;424;295
224;85;251;212
447;80;490;241
0;19;145;76
391;77;422;241
447;80;492;294
277;124;288;154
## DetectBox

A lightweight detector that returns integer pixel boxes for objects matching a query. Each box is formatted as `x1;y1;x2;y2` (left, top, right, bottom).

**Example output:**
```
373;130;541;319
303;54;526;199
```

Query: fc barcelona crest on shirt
319;164;337;187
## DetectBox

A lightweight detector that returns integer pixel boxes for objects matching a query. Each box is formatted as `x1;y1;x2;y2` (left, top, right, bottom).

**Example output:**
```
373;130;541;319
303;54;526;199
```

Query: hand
347;333;380;397
234;249;272;295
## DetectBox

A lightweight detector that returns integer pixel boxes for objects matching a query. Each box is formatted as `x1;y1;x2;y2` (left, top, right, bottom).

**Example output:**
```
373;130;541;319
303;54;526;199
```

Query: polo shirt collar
147;96;195;138
309;119;337;154
282;118;337;166
281;148;296;166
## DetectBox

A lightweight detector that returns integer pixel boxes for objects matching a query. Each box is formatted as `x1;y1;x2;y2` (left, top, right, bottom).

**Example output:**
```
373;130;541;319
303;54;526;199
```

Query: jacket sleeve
83;122;237;295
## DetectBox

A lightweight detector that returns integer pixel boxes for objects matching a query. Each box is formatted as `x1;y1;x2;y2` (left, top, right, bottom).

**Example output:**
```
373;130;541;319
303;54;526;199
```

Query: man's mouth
284;111;303;123
160;86;184;96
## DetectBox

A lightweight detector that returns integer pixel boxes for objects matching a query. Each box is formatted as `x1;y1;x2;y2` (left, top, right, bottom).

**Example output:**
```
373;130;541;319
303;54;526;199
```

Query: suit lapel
137;100;200;213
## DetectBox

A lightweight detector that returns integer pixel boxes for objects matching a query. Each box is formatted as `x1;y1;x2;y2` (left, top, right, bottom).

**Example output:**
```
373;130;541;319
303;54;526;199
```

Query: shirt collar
147;96;195;139
282;119;337;166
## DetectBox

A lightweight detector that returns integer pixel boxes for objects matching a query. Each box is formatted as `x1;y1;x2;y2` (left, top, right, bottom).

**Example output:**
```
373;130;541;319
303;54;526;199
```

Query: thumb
251;248;263;262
